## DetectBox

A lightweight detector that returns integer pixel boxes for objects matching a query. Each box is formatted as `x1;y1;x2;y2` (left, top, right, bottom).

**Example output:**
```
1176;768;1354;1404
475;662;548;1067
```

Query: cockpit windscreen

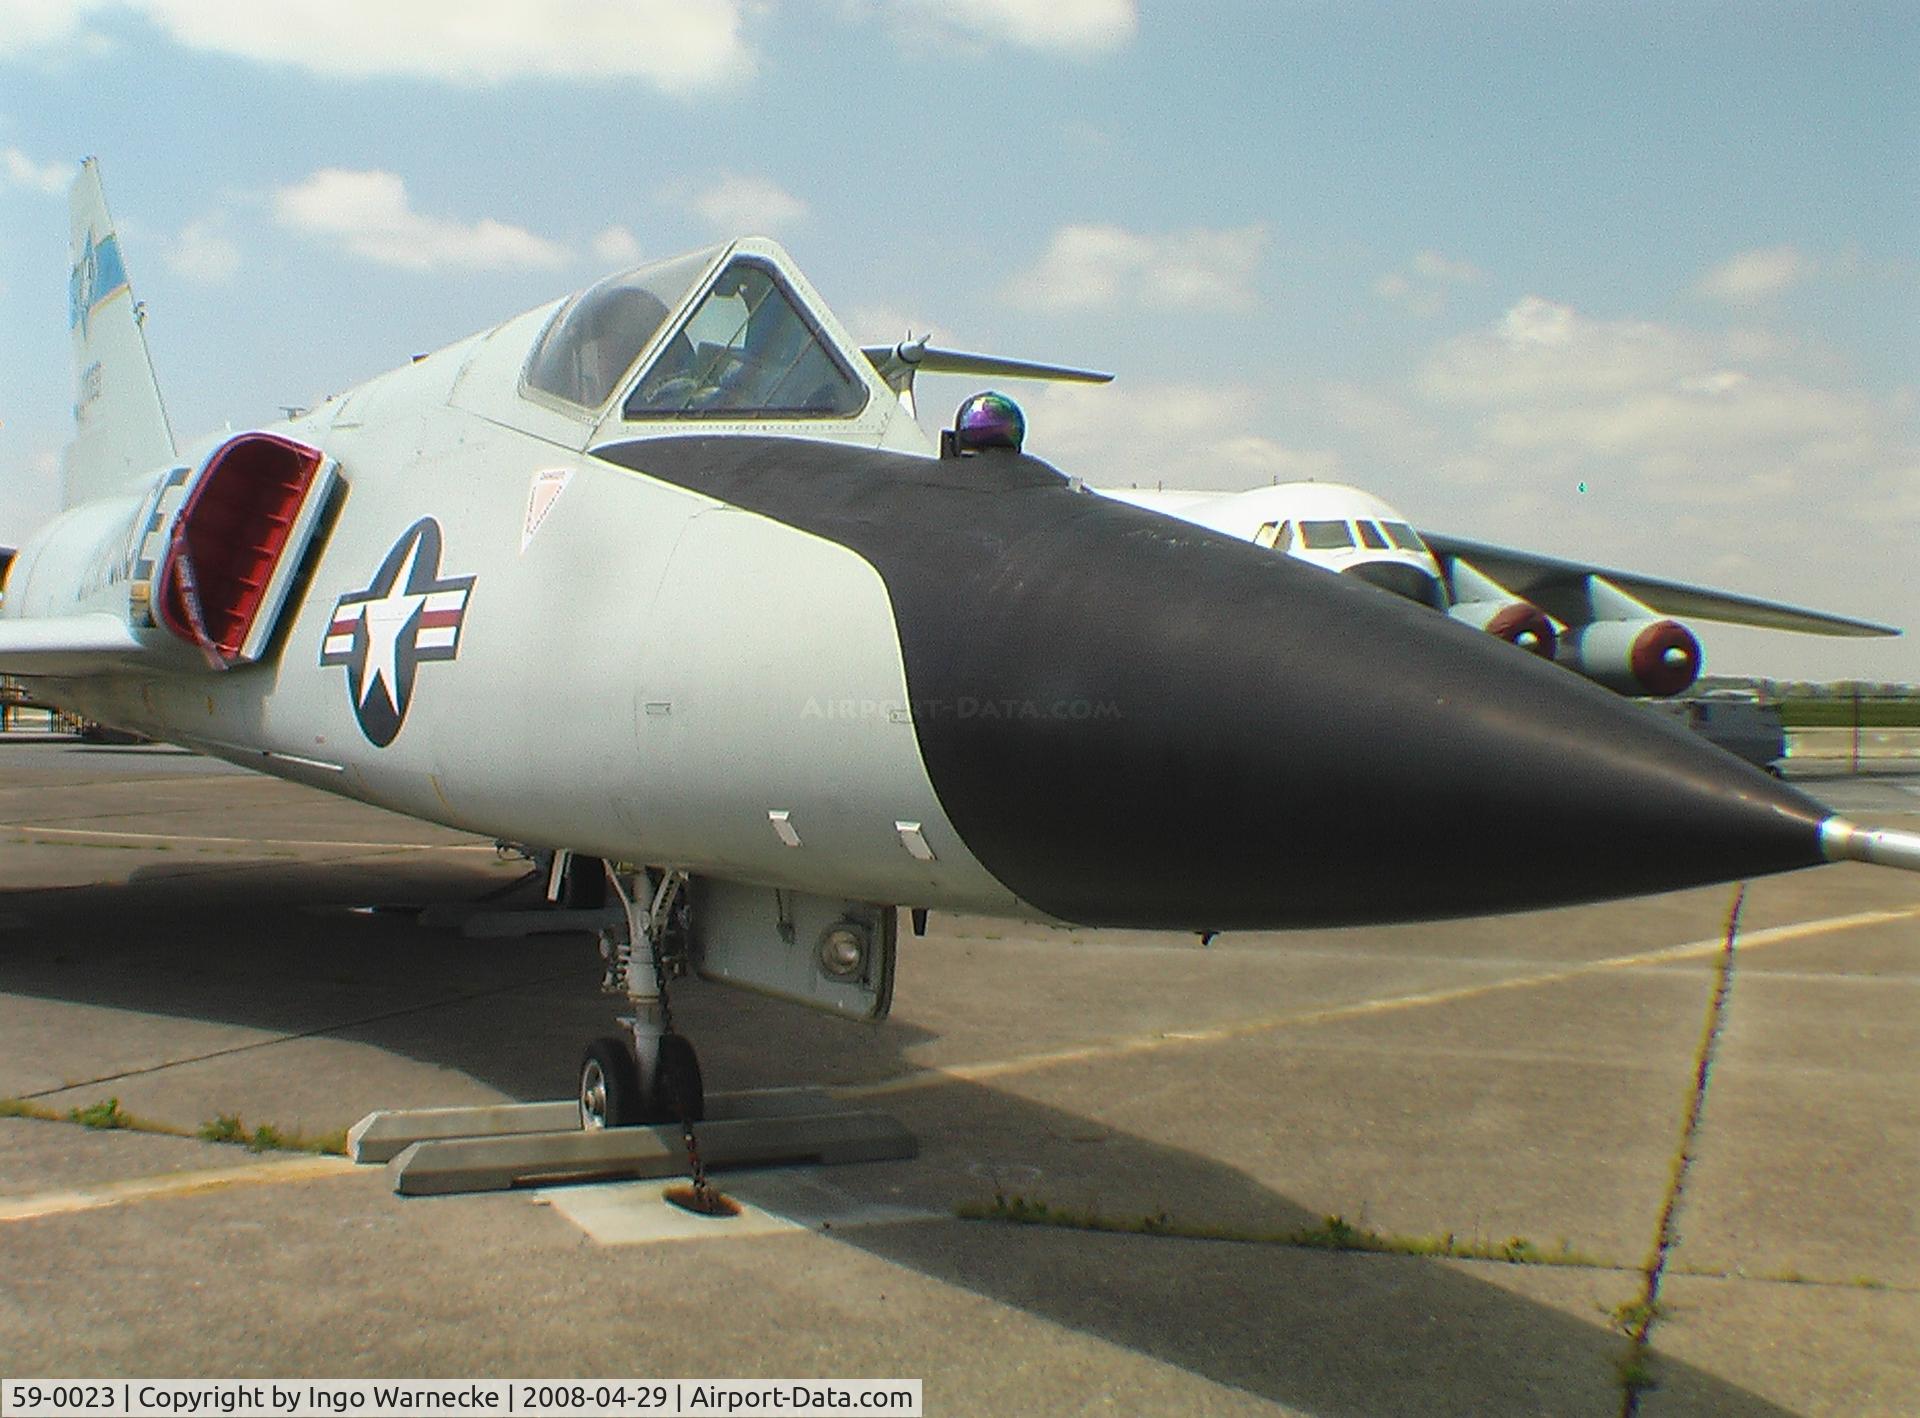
623;258;867;420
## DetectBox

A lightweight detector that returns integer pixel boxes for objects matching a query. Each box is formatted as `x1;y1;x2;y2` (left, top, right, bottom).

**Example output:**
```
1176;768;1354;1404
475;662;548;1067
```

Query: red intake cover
1485;602;1558;659
156;432;326;663
1631;620;1702;697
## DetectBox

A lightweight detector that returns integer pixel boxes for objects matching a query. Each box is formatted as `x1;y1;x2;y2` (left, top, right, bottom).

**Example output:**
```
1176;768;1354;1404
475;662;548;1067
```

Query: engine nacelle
1556;617;1701;697
1443;557;1557;659
1447;599;1557;659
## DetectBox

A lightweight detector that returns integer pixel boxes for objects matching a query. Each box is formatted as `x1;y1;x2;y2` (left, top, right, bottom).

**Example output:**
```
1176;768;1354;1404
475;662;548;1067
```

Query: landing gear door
691;879;896;1021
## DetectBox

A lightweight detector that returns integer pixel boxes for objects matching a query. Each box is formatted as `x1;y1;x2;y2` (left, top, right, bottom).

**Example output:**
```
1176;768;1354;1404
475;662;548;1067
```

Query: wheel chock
348;1088;837;1164
384;1110;916;1196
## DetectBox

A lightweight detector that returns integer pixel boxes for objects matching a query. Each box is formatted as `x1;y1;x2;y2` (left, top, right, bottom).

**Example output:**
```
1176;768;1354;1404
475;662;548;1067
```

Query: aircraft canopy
524;246;720;409
523;244;869;422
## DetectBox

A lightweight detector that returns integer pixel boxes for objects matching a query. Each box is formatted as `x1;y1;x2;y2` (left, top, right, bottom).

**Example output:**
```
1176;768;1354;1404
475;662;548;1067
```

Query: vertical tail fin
62;157;176;509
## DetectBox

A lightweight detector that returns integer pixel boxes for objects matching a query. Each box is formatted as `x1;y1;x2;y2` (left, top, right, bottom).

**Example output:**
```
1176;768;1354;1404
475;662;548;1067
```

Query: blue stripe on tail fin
62;157;177;510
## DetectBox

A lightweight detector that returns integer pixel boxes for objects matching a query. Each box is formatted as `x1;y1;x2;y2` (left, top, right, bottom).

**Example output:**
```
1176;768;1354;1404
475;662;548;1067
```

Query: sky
1;0;1915;682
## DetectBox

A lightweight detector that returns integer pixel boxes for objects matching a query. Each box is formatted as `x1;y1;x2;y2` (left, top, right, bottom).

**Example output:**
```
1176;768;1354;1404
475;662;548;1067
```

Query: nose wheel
579;1036;641;1130
578;1030;706;1130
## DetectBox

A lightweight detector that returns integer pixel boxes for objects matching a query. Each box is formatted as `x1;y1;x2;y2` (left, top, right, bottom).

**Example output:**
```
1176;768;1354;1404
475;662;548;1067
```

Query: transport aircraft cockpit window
1299;519;1355;550
1357;521;1390;550
1382;522;1426;552
624;258;868;420
523;247;721;410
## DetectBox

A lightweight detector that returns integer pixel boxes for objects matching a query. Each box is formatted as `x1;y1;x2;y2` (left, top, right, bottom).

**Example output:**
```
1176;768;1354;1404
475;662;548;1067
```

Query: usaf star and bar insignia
321;518;475;747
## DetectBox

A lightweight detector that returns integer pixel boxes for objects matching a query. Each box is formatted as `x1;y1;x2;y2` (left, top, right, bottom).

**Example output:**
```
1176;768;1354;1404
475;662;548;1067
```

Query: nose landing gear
582;865;707;1130
351;857;919;1197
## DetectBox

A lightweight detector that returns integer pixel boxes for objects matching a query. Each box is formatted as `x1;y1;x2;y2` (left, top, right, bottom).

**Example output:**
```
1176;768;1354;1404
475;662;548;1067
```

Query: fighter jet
1104;482;1897;697
4;161;1917;1127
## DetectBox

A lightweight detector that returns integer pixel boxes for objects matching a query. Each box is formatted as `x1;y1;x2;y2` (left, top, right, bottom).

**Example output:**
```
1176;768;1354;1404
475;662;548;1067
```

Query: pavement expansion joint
946;1195;1910;1293
14;966;583;1104
1616;884;1747;1418
0;1154;362;1224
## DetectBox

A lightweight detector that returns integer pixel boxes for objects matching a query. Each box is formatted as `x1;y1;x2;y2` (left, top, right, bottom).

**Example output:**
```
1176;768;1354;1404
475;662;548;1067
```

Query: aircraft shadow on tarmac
0;852;1796;1418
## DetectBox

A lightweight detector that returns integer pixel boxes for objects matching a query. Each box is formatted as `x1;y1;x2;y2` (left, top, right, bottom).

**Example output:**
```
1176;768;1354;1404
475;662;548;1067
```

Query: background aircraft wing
1418;531;1901;637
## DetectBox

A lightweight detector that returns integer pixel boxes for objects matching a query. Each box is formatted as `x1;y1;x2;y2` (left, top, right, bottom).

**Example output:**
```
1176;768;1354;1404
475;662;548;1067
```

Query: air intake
155;432;336;666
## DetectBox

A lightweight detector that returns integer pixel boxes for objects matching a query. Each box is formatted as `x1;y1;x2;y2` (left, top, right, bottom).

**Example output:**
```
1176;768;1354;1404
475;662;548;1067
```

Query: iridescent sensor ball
954;391;1026;453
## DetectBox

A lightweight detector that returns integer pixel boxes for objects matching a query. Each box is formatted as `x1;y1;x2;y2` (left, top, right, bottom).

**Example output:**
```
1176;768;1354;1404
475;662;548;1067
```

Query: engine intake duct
154;432;337;666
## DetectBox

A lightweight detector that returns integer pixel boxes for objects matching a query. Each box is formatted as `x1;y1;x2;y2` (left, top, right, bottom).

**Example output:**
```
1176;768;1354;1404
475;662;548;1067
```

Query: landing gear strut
580;865;707;1130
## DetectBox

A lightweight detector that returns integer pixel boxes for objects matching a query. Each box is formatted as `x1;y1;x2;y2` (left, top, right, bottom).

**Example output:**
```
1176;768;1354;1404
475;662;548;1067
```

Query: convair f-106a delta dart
4;160;1916;1127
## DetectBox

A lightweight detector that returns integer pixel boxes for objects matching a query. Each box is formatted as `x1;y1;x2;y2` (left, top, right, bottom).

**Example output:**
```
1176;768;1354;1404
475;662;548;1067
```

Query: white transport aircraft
4;160;1917;1129
1103;482;1896;698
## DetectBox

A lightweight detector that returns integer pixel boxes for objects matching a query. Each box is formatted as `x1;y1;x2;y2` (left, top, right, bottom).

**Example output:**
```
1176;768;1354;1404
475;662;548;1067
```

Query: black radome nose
896;493;1833;928
597;435;1836;929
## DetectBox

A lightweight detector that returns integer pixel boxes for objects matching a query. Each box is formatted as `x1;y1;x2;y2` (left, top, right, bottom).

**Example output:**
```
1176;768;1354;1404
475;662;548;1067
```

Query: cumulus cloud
1407;295;1908;535
670;173;807;234
1;144;69;193
591;225;643;267
1008;222;1268;312
1695;245;1814;305
272;168;570;272
877;0;1135;54
1420;296;1703;403
1497;293;1580;348
165;217;240;283
0;2;93;56
1282;294;1917;680
0;0;749;92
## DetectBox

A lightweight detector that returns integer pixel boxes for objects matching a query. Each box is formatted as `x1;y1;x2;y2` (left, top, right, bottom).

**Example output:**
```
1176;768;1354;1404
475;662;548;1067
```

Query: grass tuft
11;1097;340;1159
197;1114;248;1145
1615;1347;1659;1400
68;1098;133;1130
196;1114;347;1156
1609;1297;1663;1336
